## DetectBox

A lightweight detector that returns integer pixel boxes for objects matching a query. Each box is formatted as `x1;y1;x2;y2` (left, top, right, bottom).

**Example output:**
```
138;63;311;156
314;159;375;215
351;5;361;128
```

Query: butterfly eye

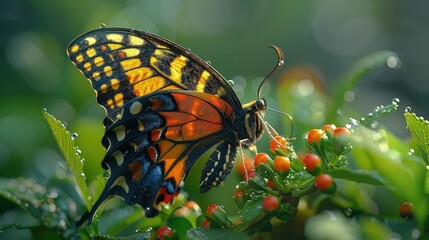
255;98;266;111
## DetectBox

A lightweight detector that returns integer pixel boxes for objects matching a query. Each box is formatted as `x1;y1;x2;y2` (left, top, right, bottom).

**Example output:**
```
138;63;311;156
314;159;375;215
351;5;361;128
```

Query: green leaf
404;112;429;163
0;177;78;236
88;175;107;205
239;196;265;222
167;216;193;240
350;126;426;226
42;110;92;211
329;168;385;186
187;228;250;240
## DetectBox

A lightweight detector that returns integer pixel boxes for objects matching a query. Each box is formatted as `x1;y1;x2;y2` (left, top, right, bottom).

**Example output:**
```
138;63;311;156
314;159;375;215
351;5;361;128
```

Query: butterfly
67;27;284;226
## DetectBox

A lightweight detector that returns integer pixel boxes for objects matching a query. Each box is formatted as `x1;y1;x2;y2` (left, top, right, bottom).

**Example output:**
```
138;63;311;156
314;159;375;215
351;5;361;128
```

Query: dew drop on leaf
344;208;353;217
392;98;400;105
71;133;78;140
42;108;47;112
404;106;411;113
408;149;415;155
61;122;67;128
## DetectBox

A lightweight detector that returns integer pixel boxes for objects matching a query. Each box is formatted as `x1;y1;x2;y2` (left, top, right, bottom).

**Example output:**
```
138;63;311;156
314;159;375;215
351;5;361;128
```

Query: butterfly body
67;27;269;225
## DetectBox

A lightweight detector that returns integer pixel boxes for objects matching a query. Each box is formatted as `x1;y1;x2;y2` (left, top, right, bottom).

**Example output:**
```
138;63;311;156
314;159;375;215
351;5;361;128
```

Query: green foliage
2;50;429;240
42;110;93;211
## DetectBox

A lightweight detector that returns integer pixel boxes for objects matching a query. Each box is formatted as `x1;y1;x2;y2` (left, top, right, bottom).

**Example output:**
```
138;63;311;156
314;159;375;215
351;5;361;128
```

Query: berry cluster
155;125;352;237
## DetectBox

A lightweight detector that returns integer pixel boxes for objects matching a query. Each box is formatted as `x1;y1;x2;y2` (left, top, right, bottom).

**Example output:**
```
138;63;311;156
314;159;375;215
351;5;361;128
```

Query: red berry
400;202;414;219
269;135;289;153
322;124;336;134
274;156;291;173
302;153;322;175
262;195;279;212
206;204;220;217
307;129;325;144
201;219;211;228
157;226;173;240
315;174;336;194
254;153;270;168
333;127;351;138
267;179;276;189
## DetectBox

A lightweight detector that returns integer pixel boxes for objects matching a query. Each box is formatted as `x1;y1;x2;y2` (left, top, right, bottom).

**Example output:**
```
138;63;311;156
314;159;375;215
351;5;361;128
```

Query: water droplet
408;149;415;155
186;48;191;53
387;56;401;69
76;148;82;154
42;108;47;112
370;121;379;129
227;80;234;86
206;61;211;65
344;208;353;217
104;171;111;179
61;122;67;128
80;158;85;163
80;173;85;177
368;113;373;117
23;202;29;208
392;98;400;105
100;23;106;28
405;106;411;113
71;133;78;140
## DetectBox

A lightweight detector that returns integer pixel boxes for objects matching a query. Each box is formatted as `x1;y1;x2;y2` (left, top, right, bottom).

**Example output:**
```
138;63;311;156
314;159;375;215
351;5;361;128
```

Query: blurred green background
1;0;428;238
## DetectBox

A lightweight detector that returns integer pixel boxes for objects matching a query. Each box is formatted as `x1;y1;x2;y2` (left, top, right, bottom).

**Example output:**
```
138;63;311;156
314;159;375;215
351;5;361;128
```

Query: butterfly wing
67;28;244;224
67;27;242;126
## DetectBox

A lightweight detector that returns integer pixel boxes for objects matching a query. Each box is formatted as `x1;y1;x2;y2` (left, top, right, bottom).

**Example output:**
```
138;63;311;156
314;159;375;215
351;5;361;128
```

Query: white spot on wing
130;101;143;115
113;125;126;141
110;176;129;193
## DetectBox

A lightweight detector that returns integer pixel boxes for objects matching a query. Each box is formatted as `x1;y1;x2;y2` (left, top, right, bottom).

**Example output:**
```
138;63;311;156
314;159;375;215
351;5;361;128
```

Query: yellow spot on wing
75;54;84;63
86;48;96;58
129;35;144;45
92;71;101;81
197;70;211;92
110;176;129;193
107;99;114;109
70;44;79;53
100;84;108;93
111;78;120;90
106;34;123;43
108;43;122;50
114;93;124;107
133;76;166;96
83;62;92;71
104;66;113;76
126;67;154;84
138;120;144;131
94;56;104;66
121;59;141;71
169;55;188;82
85;37;97;46
123;48;140;57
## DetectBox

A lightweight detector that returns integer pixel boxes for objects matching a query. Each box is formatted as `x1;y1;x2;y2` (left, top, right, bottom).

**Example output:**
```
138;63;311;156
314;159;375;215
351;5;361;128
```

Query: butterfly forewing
67;28;241;125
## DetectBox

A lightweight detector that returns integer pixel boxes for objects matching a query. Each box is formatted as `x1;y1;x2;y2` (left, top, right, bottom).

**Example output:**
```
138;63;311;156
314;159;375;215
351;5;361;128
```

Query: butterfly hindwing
83;90;235;220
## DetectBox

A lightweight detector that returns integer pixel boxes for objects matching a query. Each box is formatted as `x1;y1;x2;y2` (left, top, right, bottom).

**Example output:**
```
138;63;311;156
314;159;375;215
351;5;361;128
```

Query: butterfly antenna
266;107;295;139
257;45;285;99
